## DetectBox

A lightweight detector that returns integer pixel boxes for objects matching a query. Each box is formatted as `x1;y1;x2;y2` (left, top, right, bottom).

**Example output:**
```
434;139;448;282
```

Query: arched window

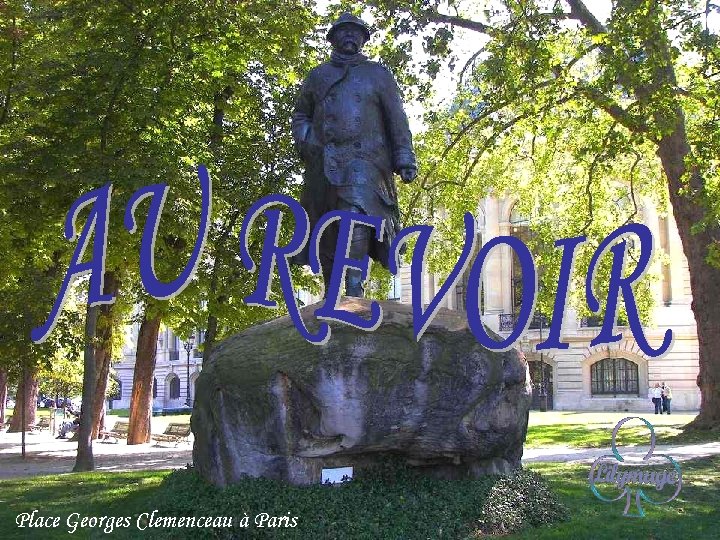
591;358;639;395
168;374;180;399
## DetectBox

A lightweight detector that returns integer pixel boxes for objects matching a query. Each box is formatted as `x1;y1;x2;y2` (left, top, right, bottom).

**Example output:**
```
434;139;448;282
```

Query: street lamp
183;334;195;408
538;313;548;412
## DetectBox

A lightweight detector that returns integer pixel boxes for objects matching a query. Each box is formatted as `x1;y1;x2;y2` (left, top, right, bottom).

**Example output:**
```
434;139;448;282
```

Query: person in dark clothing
56;410;80;439
650;383;663;414
661;382;672;414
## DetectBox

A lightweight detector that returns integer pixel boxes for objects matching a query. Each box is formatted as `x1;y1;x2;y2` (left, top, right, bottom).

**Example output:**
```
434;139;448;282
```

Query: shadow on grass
0;471;167;539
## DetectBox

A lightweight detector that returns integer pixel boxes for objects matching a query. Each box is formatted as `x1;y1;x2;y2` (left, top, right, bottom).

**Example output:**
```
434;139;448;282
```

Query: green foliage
0;1;321;376
348;0;720;326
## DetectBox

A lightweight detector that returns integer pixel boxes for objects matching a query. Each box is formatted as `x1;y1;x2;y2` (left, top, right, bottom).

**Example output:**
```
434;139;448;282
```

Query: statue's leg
320;252;334;298
340;204;371;297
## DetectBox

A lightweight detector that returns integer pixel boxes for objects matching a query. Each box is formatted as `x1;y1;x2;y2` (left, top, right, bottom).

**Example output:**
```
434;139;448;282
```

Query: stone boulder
192;298;531;486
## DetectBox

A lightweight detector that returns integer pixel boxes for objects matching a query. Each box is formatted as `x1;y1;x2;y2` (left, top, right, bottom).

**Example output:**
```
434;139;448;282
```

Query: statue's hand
399;166;417;183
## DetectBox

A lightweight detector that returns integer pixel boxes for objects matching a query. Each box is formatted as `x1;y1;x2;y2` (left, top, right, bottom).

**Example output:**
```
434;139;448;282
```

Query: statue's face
331;23;366;55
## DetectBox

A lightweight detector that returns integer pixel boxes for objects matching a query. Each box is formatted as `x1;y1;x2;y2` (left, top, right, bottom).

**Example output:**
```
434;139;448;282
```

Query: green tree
361;0;720;428
0;0;320;456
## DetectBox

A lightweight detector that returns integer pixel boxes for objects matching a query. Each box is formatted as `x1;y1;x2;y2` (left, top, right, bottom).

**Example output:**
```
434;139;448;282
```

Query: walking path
2;430;719;480
0;430;192;479
522;441;720;463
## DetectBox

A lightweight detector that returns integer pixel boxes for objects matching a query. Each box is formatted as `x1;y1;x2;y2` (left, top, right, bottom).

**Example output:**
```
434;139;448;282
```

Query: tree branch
565;0;607;34
622;150;641;227
408;94;576;220
581;121;618;235
0;17;19;126
422;11;497;35
574;81;648;134
459;46;487;85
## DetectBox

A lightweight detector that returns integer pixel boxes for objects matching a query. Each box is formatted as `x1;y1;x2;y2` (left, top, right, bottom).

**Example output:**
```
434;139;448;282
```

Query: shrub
475;469;569;536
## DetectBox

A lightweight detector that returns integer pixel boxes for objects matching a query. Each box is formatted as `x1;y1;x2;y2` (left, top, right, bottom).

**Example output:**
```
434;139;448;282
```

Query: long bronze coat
291;56;416;267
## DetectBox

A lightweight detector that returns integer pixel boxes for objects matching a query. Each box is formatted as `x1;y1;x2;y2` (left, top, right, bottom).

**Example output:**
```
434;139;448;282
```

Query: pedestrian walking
651;383;663;414
661;382;673;414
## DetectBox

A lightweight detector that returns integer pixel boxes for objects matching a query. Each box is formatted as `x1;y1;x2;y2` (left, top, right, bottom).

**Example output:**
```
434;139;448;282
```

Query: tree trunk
201;86;233;365
657;129;720;430
92;344;111;439
8;369;36;432
74;303;98;472
202;314;217;364
0;369;7;426
628;18;720;430
127;311;161;444
91;272;119;439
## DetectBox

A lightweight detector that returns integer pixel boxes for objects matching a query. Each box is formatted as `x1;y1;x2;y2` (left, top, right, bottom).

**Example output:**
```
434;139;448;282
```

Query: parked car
36;397;57;408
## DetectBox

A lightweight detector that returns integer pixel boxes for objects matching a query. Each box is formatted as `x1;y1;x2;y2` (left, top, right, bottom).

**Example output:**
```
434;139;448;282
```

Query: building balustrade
498;313;549;332
580;315;628;327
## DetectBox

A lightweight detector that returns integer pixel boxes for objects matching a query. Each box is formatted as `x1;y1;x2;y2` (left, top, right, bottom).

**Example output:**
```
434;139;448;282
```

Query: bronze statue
291;12;417;297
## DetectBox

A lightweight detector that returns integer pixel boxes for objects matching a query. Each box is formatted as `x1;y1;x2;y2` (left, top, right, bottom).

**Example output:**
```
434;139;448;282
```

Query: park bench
99;421;129;443
151;423;191;447
32;417;51;431
2;416;51;431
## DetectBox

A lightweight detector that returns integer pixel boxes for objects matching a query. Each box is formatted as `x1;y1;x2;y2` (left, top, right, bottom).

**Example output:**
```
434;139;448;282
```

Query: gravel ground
522;441;720;463
0;429;192;479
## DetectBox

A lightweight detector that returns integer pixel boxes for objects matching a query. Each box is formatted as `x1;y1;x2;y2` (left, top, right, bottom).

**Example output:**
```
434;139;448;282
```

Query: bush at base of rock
123;463;568;540
475;469;570;536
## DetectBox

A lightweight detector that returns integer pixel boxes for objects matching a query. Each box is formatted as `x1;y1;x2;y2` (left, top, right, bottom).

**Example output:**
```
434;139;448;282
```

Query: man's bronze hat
326;12;371;42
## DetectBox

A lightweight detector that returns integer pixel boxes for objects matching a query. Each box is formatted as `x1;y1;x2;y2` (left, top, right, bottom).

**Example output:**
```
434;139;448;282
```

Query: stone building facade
111;327;203;411
393;196;700;411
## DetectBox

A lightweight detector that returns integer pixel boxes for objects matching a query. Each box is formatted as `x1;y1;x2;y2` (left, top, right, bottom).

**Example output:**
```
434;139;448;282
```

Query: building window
109;377;121;401
388;273;402;301
153;377;158;399
509;205;531;315
168;375;180;399
591;358;639;395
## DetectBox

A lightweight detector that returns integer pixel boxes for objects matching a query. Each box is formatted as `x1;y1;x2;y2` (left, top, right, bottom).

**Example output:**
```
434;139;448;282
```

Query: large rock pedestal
192;298;531;486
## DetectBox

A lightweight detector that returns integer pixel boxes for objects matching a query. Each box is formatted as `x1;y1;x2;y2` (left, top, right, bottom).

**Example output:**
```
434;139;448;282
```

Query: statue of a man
291;12;417;297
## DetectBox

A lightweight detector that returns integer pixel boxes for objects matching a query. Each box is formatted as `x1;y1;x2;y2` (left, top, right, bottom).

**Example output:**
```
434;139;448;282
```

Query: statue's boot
344;221;371;297
345;268;365;297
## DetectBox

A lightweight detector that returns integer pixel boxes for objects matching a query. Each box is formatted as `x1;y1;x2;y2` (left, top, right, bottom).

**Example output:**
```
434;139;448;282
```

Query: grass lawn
517;456;720;540
0;471;168;539
0;456;717;539
525;411;720;448
106;408;130;418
